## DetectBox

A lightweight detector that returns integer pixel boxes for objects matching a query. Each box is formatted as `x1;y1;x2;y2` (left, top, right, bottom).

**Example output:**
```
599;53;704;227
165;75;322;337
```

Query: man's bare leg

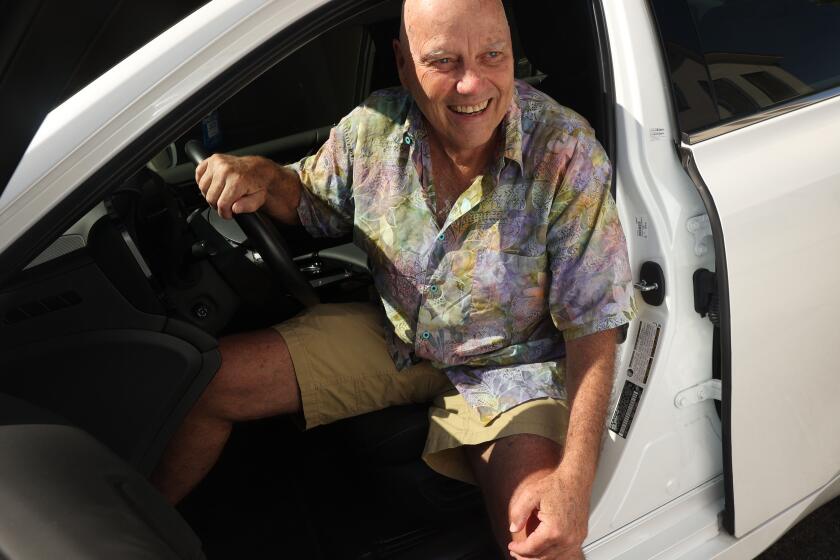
151;329;301;505
466;434;578;559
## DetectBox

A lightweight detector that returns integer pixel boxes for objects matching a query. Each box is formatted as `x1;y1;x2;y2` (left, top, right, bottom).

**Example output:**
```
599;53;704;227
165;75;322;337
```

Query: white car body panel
0;0;329;255
689;93;840;536
586;0;722;549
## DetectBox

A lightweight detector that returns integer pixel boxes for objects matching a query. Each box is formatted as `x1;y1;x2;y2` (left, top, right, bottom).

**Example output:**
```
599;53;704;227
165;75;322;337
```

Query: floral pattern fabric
290;80;635;424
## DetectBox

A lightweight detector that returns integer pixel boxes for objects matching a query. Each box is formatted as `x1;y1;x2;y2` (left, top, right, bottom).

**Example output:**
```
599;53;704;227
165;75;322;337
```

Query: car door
650;0;840;537
0;0;372;557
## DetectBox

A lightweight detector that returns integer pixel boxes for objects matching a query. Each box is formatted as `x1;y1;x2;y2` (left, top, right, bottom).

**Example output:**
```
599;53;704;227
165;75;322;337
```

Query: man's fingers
231;192;264;215
195;158;208;185
195;154;269;218
508;491;538;534
508;519;555;557
216;178;243;219
204;168;227;208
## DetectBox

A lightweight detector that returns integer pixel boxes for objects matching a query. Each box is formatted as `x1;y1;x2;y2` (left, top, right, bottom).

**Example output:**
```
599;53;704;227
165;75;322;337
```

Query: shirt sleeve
287;114;356;238
546;130;636;340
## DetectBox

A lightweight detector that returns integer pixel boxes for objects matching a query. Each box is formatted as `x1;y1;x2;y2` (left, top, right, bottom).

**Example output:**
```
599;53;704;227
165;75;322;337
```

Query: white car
1;0;839;558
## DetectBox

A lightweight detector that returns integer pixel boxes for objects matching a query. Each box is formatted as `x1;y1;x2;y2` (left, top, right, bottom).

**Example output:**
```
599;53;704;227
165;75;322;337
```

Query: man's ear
393;39;407;88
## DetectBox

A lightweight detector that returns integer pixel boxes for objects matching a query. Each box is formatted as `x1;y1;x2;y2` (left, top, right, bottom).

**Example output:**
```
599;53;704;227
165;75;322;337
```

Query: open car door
0;0;345;557
650;0;840;537
684;98;840;536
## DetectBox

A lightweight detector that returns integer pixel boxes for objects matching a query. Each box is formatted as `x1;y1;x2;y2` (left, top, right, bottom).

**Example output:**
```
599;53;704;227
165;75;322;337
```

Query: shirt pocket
468;250;549;350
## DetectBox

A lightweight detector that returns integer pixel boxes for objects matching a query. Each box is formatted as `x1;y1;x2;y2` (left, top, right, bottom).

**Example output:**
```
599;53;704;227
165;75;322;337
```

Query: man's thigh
423;392;569;485
273;302;452;428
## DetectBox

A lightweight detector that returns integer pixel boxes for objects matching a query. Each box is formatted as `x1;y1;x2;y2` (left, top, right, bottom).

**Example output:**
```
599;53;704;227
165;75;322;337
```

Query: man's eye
437;58;452;64
488;51;500;58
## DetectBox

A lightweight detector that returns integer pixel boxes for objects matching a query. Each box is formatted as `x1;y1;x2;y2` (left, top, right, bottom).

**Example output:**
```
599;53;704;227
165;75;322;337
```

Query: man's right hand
195;154;301;223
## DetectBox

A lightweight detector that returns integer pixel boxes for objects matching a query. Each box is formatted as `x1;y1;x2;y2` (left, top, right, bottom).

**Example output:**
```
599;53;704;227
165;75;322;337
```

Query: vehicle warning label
635;216;649;239
610;380;643;439
626;321;661;385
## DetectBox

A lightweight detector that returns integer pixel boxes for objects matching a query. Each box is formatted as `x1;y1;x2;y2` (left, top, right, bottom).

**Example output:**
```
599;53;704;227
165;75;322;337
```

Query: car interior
0;1;613;558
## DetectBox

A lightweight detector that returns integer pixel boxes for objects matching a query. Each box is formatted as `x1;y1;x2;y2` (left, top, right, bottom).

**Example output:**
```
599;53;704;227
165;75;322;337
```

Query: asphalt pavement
756;497;840;559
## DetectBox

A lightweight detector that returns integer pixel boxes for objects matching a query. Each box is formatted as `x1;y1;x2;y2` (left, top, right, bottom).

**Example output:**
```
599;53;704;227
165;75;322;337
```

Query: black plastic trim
592;0;618;195
0;0;388;288
138;347;220;476
679;147;734;534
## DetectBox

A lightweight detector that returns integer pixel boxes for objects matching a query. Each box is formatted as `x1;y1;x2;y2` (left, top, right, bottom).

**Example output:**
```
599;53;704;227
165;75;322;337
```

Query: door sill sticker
627;320;661;385
608;320;661;439
610;380;643;438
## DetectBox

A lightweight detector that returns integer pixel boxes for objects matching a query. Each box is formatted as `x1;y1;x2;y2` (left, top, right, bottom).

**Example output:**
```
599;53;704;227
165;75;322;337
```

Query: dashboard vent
2;291;82;325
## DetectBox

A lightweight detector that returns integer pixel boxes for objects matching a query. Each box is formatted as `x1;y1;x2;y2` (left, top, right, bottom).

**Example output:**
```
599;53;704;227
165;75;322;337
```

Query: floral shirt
291;80;635;424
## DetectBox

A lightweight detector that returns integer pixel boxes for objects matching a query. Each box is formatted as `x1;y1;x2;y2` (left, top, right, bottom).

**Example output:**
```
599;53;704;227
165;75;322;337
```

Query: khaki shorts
273;303;570;484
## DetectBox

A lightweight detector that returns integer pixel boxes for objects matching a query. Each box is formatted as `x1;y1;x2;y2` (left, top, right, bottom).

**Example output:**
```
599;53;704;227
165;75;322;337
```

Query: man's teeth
451;100;490;114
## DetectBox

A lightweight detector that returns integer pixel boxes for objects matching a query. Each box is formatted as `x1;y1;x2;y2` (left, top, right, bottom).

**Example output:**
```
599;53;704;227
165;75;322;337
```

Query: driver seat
331;404;483;520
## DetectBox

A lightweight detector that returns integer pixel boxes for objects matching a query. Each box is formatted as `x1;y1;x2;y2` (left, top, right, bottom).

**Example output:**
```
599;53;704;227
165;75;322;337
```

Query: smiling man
152;0;635;558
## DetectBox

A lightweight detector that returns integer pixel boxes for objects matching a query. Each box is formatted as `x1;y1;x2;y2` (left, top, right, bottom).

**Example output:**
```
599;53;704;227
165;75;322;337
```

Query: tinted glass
651;0;840;133
690;0;840;121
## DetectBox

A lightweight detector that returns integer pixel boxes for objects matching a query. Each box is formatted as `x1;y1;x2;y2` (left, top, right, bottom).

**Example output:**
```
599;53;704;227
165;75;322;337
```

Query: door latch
634;261;665;306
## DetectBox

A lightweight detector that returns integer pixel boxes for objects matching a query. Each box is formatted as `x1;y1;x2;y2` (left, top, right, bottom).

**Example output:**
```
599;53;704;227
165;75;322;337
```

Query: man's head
394;0;514;155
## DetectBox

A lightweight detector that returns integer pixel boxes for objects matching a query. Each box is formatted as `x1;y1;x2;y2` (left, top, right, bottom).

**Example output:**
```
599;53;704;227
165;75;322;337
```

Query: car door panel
0;247;220;475
688;94;840;536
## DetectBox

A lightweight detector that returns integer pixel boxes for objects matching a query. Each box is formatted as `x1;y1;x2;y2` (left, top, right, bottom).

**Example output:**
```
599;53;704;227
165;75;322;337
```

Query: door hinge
675;379;722;408
687;214;713;256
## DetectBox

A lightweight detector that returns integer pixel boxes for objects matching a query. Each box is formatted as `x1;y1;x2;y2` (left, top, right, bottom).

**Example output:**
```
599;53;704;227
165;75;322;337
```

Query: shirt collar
501;83;524;169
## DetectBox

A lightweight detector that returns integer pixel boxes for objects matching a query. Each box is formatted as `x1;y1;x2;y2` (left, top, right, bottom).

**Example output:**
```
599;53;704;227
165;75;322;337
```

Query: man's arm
196;154;302;224
556;327;617;497
508;328;617;558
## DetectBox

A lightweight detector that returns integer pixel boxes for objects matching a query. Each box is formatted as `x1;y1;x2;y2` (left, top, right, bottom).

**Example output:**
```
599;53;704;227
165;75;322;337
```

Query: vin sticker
610;380;643;438
635;216;649;239
626;321;661;385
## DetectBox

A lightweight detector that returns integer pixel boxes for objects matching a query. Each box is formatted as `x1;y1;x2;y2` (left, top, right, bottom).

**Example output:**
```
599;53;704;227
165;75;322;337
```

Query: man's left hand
507;469;588;560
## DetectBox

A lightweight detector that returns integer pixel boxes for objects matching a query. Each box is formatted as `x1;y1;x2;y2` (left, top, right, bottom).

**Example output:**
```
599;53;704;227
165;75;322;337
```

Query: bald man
152;1;635;558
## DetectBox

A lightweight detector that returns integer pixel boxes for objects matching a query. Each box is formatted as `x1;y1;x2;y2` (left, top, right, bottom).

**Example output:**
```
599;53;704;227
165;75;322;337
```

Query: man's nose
456;66;484;96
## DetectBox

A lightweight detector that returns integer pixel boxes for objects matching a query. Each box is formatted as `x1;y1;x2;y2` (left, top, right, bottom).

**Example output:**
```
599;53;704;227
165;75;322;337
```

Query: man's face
394;0;514;154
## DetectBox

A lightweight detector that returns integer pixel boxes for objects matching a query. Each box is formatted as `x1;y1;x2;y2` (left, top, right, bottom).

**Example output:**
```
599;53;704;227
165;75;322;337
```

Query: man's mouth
449;99;490;116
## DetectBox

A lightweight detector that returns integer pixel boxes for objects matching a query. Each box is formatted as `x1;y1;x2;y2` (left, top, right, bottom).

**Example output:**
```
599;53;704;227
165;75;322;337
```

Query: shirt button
421;331;431;340
437;233;445;241
403;133;414;146
429;285;439;294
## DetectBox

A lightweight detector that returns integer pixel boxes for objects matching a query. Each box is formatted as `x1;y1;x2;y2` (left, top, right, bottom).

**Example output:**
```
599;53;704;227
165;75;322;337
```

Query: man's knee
467;434;563;540
198;329;301;422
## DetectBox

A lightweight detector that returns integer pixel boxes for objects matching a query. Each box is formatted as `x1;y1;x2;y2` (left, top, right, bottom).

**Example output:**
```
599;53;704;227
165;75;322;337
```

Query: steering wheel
185;140;319;308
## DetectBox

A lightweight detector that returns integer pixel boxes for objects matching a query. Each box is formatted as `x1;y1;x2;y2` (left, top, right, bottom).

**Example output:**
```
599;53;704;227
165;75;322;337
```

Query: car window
650;0;840;134
209;24;374;150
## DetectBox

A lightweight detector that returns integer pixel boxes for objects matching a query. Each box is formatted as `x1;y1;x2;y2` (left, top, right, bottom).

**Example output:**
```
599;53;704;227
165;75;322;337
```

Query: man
152;0;635;558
